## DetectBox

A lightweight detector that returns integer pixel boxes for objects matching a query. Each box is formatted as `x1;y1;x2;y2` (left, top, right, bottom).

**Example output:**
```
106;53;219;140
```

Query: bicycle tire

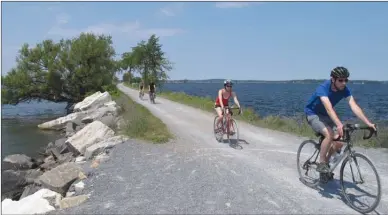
228;118;239;144
297;139;321;188
213;116;223;142
226;117;230;141
340;152;382;213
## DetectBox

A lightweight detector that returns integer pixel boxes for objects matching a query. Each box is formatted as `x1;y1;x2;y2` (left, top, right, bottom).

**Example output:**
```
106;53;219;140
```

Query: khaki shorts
306;114;337;135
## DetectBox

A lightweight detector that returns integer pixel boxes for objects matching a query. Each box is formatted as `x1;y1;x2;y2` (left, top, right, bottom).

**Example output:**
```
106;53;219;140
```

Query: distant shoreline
163;79;387;84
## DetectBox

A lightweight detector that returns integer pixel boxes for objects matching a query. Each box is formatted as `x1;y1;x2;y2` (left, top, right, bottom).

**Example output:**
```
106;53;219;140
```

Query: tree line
1;33;172;108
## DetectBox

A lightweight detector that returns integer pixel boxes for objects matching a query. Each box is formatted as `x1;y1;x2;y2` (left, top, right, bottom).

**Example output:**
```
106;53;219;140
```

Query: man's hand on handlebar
367;122;377;131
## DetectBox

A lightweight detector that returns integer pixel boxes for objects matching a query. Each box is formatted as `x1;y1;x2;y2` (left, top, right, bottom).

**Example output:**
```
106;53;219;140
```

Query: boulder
1;170;28;200
19;184;42;200
74;181;85;193
2;154;35;171
37;111;89;130
84;135;128;160
39;163;85;196
2;188;61;214
73;91;112;112
81;105;118;124
65;122;76;137
59;194;89;209
25;169;43;184
65;120;115;155
97;115;117;129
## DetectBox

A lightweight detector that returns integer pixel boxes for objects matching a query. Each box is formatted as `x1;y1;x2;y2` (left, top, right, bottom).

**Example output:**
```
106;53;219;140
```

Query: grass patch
123;82;387;148
113;89;173;143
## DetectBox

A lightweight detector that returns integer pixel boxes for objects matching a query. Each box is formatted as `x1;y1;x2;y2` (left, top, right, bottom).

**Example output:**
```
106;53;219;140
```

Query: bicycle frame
314;123;375;177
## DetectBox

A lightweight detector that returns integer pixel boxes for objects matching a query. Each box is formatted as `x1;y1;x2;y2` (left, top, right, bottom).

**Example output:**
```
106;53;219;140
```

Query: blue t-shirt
304;80;352;116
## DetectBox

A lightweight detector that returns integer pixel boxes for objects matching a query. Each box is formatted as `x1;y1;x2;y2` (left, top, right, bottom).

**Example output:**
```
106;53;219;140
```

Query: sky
2;1;388;81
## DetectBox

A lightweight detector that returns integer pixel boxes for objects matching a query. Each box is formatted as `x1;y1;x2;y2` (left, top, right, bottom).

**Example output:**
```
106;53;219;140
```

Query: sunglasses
226;85;232;87
337;78;348;83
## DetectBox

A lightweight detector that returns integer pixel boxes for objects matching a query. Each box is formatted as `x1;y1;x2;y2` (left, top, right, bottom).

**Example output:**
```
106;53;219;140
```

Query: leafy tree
2;33;174;110
123;72;132;83
122;34;173;86
2;33;117;107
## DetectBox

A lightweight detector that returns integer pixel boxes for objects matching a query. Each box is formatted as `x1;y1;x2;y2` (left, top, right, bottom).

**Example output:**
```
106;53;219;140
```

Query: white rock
74;91;112;112
1;189;61;214
66;121;115;155
37;111;88;130
103;101;117;108
81;106;118;123
75;156;86;163
66;192;75;197
84;135;129;160
74;181;85;193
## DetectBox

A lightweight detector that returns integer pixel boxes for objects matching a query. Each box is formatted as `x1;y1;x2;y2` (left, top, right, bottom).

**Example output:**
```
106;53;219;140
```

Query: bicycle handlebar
333;123;377;141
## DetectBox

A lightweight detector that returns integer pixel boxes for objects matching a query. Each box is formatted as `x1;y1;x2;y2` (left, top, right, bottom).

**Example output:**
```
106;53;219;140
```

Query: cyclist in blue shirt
304;66;376;174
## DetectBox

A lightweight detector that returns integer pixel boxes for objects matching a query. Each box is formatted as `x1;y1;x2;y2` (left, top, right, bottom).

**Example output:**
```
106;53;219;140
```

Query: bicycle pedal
319;173;329;184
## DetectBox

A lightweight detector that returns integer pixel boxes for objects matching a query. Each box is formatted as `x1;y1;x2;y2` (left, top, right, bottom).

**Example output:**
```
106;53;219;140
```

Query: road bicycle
149;91;156;104
213;106;240;144
296;123;381;213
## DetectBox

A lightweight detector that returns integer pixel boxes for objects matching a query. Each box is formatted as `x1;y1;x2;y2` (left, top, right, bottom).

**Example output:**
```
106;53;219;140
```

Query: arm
218;90;224;109
232;92;241;108
347;96;373;126
320;97;342;127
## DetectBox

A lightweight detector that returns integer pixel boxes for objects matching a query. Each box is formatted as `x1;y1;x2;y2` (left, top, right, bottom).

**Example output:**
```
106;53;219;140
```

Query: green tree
123;72;132;83
126;34;173;86
2;33;117;107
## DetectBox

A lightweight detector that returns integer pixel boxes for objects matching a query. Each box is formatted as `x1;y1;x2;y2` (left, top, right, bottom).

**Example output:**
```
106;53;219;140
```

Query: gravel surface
50;84;388;214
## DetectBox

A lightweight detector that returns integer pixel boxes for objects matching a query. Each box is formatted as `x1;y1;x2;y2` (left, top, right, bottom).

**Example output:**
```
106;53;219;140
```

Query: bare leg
215;107;223;129
317;127;335;173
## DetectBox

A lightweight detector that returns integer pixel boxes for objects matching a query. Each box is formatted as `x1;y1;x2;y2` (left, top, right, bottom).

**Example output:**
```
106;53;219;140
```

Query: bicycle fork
348;154;365;185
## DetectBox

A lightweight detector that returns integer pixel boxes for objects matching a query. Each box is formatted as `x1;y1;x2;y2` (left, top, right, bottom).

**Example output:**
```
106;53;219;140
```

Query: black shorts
214;105;232;115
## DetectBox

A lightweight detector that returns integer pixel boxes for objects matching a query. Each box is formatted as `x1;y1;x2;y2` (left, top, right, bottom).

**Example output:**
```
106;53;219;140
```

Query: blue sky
2;1;388;81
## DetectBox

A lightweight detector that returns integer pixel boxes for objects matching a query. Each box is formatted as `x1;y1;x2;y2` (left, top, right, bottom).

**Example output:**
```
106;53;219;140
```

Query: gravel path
51;84;388;214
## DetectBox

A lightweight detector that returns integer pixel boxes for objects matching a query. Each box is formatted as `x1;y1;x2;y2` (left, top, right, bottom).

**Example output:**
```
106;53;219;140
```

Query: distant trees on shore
2;33;172;106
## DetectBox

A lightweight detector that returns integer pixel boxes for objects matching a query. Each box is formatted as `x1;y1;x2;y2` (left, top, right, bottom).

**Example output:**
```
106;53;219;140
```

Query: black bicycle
296;123;381;213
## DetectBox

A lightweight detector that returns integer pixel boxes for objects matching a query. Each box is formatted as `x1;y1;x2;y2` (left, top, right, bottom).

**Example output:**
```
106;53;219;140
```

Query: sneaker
316;162;330;173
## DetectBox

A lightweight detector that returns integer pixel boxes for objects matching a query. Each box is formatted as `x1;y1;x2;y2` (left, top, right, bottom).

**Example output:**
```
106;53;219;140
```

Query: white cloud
56;13;71;25
158;3;184;17
47;21;184;39
215;2;261;9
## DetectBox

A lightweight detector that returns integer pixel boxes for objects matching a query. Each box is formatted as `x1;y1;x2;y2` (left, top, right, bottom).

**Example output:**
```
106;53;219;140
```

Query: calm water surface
2;82;387;157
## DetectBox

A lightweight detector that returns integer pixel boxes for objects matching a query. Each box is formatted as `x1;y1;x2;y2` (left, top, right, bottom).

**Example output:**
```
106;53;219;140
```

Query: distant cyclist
304;66;376;174
149;81;156;101
139;80;144;98
214;79;242;134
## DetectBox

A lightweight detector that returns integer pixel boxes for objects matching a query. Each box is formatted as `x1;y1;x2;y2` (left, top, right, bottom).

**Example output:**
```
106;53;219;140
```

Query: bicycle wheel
227;118;239;145
340;152;382;213
296;139;321;188
213;116;223;142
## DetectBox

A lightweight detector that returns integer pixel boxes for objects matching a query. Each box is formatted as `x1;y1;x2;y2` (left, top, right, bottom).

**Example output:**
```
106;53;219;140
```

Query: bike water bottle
330;150;342;164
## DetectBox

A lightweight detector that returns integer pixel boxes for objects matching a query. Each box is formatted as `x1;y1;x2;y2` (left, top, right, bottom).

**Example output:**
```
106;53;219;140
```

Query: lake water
161;82;388;124
1;101;67;158
2;82;387;157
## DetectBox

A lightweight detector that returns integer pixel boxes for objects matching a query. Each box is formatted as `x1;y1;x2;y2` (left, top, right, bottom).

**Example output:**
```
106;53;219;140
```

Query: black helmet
330;66;350;78
224;79;233;86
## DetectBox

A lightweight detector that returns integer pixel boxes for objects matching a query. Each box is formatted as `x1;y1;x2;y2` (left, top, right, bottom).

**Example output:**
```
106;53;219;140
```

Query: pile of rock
2;91;128;214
